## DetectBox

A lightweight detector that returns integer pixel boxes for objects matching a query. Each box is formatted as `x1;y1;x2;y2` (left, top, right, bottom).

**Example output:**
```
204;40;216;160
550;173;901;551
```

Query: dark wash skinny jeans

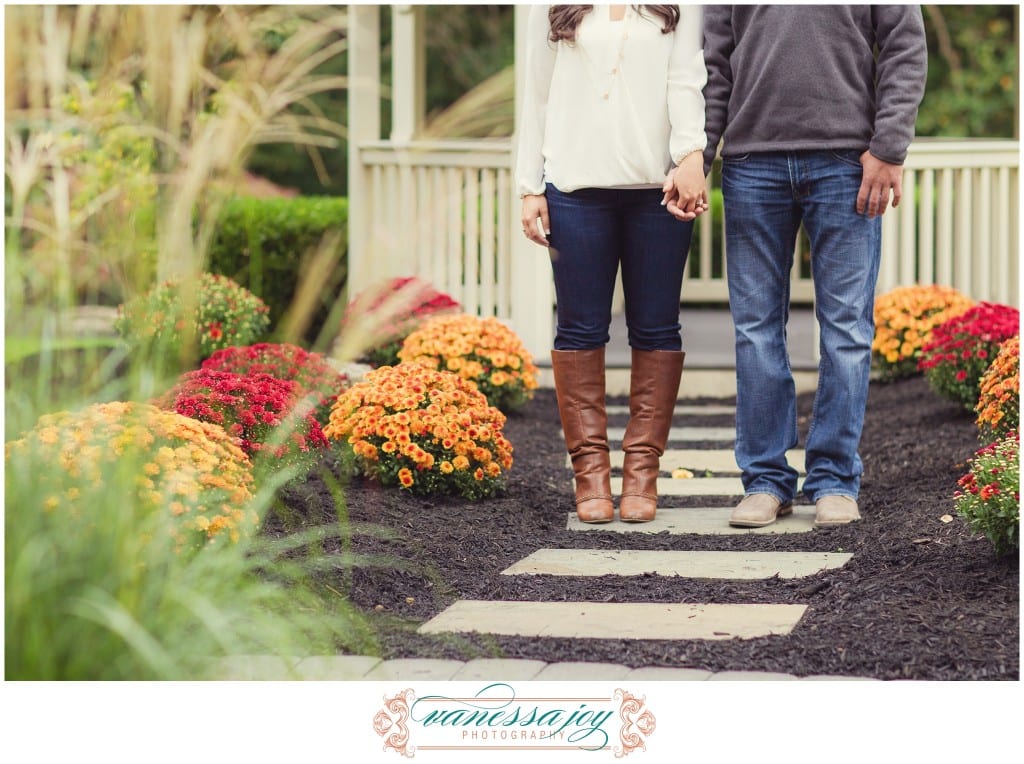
545;184;694;352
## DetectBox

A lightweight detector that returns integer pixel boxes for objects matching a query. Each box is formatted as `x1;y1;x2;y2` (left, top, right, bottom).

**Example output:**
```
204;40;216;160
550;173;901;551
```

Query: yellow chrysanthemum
6;402;255;550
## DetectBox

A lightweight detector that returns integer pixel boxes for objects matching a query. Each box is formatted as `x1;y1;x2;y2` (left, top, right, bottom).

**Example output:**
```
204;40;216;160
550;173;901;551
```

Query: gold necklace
575;6;632;100
602;7;631;100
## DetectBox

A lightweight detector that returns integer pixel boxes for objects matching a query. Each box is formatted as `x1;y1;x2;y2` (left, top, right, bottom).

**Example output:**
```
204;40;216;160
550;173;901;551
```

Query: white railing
882;139;1019;305
348;138;1019;358
356;139;515;319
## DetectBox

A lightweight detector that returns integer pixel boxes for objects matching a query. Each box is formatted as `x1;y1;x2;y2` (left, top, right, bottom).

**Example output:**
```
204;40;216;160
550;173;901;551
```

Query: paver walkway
415;399;860;676
219;395;867;681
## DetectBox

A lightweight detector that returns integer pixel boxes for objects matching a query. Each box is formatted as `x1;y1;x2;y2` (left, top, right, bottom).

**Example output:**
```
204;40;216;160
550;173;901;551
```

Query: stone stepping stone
450;658;548;681
606;476;805;496
606;426;736;443
660;448;806;474
362;658;466;681
568;448;806;474
501;549;852;579
609;476;745;496
566;506;817;535
418;600;807;641
606;404;736;416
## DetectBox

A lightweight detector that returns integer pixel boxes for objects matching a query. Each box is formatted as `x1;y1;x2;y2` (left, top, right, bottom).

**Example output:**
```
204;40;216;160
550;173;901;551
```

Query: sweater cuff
868;139;909;166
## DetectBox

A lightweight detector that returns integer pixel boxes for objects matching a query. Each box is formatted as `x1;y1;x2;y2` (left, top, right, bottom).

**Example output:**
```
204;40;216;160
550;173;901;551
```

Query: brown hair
548;5;680;43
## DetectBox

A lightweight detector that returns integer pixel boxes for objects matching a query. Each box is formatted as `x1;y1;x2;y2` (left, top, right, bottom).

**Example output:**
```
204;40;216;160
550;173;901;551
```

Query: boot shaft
550;348;608;454
623;349;685;456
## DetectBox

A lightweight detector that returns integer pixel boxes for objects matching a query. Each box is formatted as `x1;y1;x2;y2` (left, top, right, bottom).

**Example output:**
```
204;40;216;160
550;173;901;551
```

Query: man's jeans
721;151;882;503
545;184;694;351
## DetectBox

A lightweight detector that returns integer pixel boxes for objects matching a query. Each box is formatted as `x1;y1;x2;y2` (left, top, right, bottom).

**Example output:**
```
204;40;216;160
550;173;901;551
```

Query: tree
917;5;1017;138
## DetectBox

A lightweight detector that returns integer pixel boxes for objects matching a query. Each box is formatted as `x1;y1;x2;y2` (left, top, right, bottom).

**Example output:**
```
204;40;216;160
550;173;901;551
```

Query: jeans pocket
721;153;751;164
829;149;864;168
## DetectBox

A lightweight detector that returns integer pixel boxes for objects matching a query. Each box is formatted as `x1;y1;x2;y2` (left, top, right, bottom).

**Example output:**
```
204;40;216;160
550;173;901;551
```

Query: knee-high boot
620;349;685;522
551;348;614;523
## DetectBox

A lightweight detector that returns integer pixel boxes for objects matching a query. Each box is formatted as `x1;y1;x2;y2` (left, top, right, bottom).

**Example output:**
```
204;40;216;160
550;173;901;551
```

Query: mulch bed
273;375;1019;681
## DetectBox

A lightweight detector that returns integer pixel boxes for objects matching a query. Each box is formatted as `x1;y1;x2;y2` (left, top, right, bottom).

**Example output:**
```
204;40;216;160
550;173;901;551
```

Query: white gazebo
347;5;1020;362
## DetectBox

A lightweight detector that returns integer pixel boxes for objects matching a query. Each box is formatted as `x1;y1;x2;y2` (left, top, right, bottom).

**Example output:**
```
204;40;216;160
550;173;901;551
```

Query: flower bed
398;313;539;412
116;273;270;362
158;369;328;465
917;301;1020;409
201;342;348;425
872;284;974;381
5;401;256;549
975;335;1019;441
324;362;513;499
954;432;1020;555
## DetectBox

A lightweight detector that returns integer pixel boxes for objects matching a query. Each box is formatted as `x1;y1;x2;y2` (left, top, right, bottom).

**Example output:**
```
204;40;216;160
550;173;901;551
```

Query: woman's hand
662;152;708;222
520;194;550;247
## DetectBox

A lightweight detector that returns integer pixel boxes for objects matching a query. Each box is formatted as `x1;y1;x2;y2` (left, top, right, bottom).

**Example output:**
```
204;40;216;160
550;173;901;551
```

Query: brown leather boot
619;349;684;522
551;348;614;523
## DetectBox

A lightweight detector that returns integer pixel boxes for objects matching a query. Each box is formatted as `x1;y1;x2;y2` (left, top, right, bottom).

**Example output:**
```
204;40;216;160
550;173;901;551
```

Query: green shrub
116;273;270;370
954;433;1020;556
207;196;348;343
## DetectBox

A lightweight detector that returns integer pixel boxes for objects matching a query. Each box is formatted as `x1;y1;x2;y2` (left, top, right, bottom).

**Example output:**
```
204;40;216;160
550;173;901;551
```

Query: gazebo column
510;4;555;362
346;5;381;300
390;5;426;142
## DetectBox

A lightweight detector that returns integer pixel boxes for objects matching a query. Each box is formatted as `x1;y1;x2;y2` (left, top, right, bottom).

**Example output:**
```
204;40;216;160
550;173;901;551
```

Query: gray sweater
702;5;928;174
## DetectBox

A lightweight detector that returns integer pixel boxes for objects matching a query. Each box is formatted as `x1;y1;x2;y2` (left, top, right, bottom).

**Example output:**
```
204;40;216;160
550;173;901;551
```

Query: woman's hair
548;5;680;42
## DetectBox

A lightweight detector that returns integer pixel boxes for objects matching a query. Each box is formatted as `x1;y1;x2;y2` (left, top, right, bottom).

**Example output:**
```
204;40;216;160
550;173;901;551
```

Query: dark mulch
272;375;1019;681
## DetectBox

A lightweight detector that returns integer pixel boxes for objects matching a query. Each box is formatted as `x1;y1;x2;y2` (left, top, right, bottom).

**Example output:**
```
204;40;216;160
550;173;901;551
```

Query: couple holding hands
515;5;927;527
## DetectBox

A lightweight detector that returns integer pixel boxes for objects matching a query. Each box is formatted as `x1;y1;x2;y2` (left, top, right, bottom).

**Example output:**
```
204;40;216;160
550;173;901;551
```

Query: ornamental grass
917;302;1020;409
5;5;377;681
398;313;539;412
976;335;1019;441
158;369;329;466
5;401;257;550
872;285;975;381
353;276;462;368
116;273;271;365
202;342;348;425
324;363;514;500
954;432;1020;556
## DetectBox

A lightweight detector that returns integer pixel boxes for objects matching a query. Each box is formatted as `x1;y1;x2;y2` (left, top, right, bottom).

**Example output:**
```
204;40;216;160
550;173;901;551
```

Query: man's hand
520;194;550;247
663;152;708;222
857;151;904;217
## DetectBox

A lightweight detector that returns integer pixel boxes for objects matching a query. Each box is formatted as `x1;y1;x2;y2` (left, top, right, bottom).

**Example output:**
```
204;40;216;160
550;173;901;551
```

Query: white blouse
515;4;707;197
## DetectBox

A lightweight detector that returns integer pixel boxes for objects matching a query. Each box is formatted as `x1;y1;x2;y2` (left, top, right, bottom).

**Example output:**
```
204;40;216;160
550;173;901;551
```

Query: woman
516;4;707;524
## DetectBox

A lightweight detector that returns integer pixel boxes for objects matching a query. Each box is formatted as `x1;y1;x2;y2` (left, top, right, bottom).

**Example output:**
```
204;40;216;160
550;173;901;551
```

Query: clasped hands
662;151;709;222
520;152;710;246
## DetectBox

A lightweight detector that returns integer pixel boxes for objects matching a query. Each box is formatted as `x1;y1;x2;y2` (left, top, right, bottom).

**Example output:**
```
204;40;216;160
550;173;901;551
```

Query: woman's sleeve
514;5;556;197
667;4;708;167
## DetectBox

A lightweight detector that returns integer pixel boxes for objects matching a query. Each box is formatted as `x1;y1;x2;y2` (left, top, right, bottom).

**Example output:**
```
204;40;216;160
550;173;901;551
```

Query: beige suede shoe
814;495;862;527
728;493;794;528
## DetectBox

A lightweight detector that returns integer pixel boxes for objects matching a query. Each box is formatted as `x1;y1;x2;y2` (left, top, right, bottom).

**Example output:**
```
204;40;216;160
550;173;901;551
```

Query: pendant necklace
580;7;631;101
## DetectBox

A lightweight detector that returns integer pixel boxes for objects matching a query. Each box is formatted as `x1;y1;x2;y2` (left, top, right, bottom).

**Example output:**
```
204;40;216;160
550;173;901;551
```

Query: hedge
207;196;348;344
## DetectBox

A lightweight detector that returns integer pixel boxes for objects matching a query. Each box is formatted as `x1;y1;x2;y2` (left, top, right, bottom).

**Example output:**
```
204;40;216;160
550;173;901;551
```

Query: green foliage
918;5;1017;137
423;5;515;134
5;438;376;679
954;433;1020;556
116;273;271;370
207;196;348;343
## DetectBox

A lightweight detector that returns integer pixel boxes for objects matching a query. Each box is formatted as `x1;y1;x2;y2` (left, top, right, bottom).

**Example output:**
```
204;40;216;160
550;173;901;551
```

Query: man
667;6;927;527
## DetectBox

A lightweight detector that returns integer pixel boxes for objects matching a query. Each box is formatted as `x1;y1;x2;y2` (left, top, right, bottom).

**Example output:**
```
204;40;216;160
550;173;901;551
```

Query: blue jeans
722;151;882;503
545;184;693;351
